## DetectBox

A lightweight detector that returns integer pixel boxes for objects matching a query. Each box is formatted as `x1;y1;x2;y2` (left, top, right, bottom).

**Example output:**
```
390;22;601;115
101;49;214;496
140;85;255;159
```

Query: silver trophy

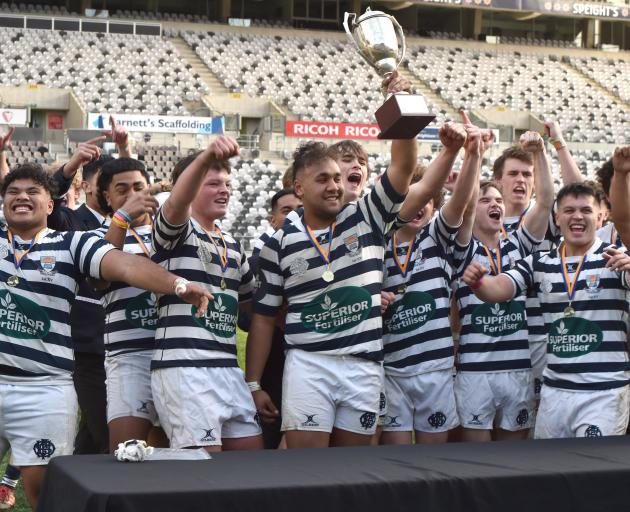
343;8;435;139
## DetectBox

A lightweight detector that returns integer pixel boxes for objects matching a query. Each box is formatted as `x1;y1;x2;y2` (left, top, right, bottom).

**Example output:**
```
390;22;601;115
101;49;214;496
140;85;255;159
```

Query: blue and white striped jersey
151;210;254;370
382;210;459;376
506;239;630;390
453;227;540;372
0;228;114;383
95;224;157;357
254;171;406;361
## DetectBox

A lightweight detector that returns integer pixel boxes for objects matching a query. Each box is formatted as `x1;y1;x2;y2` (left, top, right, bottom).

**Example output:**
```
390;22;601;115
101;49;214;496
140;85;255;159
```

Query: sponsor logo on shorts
301;414;319;427
125;291;158;330
468;414;483;426
359;412;376;430
379;393;386;413
301;286;371;334
192;293;238;338
200;428;217;442
386;415;401;427
254;413;262;428
384;292;436;335
137;401;150;414
428;411;447;429
0;291;50;339
516;408;529;427
471;301;525;336
585;425;602;437
33;439;55;459
534;378;543;395
548;318;603;358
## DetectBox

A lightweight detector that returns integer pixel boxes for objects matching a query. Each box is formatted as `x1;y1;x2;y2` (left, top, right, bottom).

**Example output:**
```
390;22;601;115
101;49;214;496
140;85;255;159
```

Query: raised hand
119;188;159;222
603;246;630;272
480;129;495;155
462;261;489;288
460;111;481;154
105;115;129;148
519;131;545;154
439;121;466;150
202;135;240;165
0;126;15;152
382;70;412;95
613;146;630;175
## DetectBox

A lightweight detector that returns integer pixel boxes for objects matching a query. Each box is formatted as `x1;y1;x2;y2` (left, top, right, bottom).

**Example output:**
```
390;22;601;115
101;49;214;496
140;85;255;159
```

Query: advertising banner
0;108;27;126
88;113;225;135
286;120;381;140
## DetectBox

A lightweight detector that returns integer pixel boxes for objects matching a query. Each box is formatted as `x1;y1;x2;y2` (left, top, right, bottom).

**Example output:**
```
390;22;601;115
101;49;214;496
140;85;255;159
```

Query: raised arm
441;114;481;226
455;185;478;246
610;146;630;247
381;71;418;196
107;115;131;158
462;261;516;303
521;131;554;240
544;121;582;185
104;189;159;248
0;127;14;181
99;249;212;315
397;120;465;221
62;136;106;181
162;136;239;226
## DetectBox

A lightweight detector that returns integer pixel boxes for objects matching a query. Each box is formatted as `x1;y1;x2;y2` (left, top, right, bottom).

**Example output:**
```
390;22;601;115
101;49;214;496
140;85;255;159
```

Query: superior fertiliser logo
548;317;603;357
471;301;526;336
125;291;158;330
384;291;436;335
192;293;238;338
301;286;371;333
0;291;50;338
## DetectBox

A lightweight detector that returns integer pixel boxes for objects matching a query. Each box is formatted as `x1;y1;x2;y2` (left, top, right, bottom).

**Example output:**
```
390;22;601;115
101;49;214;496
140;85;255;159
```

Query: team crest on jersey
413;250;425;270
0;243;8;259
197;241;214;265
289;257;309;276
585;274;601;295
540;278;553;294
344;234;360;255
39;255;56;275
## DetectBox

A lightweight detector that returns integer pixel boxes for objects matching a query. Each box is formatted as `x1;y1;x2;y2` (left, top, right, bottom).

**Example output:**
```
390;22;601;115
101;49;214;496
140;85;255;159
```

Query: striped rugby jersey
453;227;540;372
382;210;459;376
597;223;624;249
0;228;114;383
254;171;405;361
95;224;157;357
151;210;254;369
506;239;630;390
252;227;275;258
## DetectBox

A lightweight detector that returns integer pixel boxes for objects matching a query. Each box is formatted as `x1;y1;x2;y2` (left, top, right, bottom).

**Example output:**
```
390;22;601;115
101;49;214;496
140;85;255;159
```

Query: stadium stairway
398;66;460;123
563;60;630;110
169;36;231;96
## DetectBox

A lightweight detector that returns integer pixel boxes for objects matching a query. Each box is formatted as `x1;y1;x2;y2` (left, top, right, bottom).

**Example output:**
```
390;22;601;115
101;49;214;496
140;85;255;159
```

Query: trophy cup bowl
343;8;435;139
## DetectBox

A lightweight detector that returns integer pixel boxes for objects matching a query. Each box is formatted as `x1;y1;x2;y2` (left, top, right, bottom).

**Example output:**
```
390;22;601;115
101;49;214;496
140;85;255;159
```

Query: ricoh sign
285;121;381;140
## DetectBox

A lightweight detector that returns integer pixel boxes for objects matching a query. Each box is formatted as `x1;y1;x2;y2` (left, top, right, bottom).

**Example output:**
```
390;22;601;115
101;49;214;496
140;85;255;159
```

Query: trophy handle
386;14;406;68
342;12;358;45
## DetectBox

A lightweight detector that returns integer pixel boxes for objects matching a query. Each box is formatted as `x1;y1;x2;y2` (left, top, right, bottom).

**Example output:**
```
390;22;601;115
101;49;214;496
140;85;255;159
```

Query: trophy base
375;94;436;140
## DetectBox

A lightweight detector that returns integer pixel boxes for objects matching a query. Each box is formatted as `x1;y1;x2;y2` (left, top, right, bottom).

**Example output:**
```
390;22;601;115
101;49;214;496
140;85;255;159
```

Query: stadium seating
0;27;209;115
569;56;630;104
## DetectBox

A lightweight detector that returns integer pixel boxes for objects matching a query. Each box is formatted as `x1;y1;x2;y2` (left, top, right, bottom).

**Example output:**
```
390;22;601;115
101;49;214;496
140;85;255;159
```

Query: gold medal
397;284;407;294
6;275;18;287
322;270;335;283
564;306;575;317
220;278;227;290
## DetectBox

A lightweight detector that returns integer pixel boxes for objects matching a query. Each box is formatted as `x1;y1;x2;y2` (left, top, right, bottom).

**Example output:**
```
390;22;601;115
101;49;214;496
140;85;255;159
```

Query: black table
38;437;630;512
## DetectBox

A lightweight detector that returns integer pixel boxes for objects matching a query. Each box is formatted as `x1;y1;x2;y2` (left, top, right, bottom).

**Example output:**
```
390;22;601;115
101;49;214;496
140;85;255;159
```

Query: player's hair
270;188;296;212
171;151;231;185
282;165;293;188
1;163;58;197
82;154;115;182
556;182;601;207
492;146;534;180
595;157;613;196
327;140;369;172
96;158;150;214
292;141;334;181
479;180;503;197
411;164;445;210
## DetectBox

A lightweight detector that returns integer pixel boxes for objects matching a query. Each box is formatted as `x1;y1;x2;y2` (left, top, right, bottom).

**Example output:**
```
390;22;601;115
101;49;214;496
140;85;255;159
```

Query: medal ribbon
305;223;335;268
480;243;502;276
129;227;151;258
392;233;416;278
202;225;229;274
500;206;530;239
7;229;45;270
560;244;587;305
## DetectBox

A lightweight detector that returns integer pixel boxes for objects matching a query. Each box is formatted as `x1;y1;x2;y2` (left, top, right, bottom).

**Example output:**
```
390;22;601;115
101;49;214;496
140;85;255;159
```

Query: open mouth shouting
512;185;527;199
488;208;502;221
346;171;363;187
568;222;586;235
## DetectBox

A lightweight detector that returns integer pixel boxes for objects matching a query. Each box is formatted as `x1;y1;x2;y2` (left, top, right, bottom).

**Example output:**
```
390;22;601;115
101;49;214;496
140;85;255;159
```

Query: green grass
0;328;249;512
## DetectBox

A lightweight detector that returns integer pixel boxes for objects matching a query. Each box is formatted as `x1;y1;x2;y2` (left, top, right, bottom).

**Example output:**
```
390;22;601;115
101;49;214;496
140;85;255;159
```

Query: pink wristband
470;278;484;290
